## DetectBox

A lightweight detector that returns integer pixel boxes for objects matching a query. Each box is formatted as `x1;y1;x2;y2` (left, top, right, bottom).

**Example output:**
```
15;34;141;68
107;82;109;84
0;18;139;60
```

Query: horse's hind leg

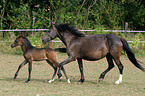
46;60;57;83
112;56;124;84
114;59;123;84
14;60;27;79
98;53;114;82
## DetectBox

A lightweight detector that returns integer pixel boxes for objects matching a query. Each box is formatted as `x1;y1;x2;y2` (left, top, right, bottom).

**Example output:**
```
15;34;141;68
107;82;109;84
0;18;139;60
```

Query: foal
11;34;70;83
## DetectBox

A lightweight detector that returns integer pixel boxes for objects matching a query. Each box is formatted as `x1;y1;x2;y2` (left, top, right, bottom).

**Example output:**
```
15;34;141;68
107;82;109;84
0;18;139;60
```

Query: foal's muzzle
11;44;15;48
42;39;46;45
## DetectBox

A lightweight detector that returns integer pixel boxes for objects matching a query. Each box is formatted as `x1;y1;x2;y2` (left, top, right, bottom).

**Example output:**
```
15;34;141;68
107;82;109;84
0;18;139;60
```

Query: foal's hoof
98;78;103;82
77;81;83;84
13;77;16;80
57;73;62;79
13;74;18;79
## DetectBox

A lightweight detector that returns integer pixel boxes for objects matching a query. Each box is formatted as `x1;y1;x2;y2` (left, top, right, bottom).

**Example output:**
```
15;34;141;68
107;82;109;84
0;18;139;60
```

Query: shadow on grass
0;77;51;83
0;76;125;86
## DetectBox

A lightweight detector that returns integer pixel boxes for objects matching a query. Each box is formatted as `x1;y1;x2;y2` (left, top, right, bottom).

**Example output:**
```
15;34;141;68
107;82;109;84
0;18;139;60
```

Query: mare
11;34;70;83
42;24;145;84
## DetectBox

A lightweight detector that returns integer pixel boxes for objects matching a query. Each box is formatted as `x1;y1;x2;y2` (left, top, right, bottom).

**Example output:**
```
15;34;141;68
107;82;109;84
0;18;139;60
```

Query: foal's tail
121;38;145;72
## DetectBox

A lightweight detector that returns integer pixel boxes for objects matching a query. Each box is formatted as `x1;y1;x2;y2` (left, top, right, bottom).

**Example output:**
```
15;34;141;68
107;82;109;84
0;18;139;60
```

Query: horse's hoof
25;80;30;83
48;79;54;83
115;80;122;85
67;78;70;83
77;79;84;84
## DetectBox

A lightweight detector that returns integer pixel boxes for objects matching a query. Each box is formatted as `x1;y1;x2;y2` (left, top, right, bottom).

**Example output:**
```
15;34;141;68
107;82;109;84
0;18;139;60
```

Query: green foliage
27;33;43;47
1;0;145;30
0;0;145;56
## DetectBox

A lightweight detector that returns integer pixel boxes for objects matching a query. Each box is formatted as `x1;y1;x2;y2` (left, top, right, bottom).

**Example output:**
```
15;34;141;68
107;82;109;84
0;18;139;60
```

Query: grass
0;52;145;96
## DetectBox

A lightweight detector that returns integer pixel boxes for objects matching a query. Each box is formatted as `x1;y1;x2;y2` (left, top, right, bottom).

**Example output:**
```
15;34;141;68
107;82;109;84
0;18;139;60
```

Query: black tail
54;48;67;53
121;38;145;72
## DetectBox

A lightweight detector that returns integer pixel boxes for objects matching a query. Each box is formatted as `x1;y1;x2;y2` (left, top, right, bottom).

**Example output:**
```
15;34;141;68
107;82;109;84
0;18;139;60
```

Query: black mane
17;36;33;48
55;24;85;37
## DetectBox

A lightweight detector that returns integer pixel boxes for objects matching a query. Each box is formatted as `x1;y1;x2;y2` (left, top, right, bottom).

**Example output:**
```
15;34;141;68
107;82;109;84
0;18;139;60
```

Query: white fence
0;29;145;43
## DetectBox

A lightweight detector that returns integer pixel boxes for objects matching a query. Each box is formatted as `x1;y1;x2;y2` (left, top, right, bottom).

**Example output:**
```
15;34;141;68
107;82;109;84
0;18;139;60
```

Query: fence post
125;22;128;37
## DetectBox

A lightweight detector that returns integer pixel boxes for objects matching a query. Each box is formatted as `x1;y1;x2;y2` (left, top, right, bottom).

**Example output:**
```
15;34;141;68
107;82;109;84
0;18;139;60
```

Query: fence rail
0;29;145;43
0;29;145;33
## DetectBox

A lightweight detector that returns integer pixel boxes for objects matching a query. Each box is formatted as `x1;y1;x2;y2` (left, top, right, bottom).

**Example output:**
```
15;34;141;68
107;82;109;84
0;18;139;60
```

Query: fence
0;29;145;43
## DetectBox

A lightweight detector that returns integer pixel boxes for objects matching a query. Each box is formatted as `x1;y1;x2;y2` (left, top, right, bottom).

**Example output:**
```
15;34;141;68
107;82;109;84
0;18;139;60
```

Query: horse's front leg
25;60;32;83
14;60;28;79
57;57;75;80
46;60;57;83
77;58;84;84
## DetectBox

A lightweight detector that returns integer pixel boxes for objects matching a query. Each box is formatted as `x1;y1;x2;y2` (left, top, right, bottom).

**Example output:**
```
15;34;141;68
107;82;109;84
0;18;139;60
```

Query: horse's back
77;34;123;60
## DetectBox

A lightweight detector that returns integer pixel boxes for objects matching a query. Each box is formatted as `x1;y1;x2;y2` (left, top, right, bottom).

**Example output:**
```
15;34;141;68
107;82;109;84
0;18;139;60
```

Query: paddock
0;52;144;96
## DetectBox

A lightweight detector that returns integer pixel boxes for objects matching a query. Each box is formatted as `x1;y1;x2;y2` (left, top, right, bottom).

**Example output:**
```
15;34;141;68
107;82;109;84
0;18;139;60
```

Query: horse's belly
82;50;107;60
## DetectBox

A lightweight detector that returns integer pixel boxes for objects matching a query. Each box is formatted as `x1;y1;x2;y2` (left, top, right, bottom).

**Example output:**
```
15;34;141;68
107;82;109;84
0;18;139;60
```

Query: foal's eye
15;39;18;42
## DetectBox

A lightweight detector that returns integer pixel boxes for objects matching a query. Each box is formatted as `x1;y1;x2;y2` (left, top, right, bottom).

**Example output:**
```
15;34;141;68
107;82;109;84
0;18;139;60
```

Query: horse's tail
121;38;145;72
54;48;67;53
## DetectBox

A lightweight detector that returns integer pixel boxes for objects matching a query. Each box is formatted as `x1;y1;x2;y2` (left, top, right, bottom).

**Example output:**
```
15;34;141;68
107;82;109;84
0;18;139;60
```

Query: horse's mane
55;24;85;37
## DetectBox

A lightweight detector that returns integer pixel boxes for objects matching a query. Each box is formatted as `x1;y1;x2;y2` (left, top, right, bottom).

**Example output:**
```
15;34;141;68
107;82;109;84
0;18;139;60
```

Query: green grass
0;52;145;96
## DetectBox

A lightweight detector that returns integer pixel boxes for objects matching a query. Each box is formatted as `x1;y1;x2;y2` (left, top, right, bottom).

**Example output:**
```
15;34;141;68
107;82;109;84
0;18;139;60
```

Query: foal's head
11;34;31;48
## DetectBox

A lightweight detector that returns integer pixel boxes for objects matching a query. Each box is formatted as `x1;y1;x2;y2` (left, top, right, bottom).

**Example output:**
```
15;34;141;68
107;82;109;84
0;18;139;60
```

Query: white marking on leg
67;78;70;83
115;74;122;84
49;78;54;83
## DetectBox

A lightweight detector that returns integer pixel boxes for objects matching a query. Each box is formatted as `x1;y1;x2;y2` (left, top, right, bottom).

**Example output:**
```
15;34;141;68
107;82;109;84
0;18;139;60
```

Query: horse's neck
58;32;75;46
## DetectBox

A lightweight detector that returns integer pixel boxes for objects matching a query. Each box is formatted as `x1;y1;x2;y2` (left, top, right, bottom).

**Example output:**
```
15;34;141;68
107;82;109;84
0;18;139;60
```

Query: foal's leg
25;60;32;83
98;54;114;82
14;60;28;79
77;58;85;84
61;66;70;83
46;60;57;83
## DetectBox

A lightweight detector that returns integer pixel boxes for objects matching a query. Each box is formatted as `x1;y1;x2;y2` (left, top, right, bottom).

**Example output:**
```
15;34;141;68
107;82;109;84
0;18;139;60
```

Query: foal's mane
19;36;33;48
55;24;85;37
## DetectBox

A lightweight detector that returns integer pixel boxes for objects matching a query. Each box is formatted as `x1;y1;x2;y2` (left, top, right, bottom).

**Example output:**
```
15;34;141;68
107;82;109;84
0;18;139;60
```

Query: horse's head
42;24;58;44
11;34;24;48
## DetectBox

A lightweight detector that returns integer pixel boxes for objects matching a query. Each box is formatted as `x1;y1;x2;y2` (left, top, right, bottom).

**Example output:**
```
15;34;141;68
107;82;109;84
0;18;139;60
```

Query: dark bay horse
11;34;70;83
42;24;145;84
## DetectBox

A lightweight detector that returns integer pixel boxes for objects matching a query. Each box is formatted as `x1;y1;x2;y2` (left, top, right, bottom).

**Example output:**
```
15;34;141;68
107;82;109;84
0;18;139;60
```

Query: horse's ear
50;22;55;26
52;24;57;31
